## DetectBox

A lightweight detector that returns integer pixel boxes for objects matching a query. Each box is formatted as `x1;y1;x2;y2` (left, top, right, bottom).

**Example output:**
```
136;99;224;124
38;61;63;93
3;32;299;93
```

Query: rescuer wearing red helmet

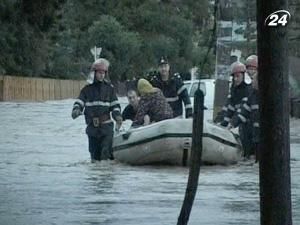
245;55;258;80
219;61;254;158
231;71;260;162
71;58;123;162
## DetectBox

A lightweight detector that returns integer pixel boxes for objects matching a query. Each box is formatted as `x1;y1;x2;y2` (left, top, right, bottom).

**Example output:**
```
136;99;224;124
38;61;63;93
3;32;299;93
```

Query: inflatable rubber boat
113;119;242;166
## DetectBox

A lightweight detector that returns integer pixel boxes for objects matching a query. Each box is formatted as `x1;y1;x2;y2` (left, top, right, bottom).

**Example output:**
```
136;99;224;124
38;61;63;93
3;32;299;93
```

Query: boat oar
177;88;205;225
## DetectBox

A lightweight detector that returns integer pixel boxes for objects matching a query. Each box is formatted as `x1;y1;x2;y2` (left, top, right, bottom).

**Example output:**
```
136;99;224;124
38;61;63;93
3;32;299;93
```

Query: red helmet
230;62;246;75
91;58;110;71
245;55;258;68
91;63;103;71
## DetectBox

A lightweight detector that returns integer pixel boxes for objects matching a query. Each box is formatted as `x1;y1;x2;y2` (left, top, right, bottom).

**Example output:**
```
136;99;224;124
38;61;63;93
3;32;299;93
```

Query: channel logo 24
265;10;291;27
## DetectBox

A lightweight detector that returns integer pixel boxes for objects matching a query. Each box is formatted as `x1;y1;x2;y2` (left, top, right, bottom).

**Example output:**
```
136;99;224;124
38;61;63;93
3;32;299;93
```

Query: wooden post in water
257;0;292;224
177;89;204;225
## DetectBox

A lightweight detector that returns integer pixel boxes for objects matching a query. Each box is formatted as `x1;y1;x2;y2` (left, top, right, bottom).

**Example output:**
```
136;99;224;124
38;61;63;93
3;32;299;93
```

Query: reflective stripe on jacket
72;80;121;136
221;82;252;126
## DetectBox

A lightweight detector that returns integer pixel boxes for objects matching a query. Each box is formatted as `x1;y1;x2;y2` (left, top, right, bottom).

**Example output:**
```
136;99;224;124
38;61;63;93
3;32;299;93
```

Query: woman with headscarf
133;79;173;126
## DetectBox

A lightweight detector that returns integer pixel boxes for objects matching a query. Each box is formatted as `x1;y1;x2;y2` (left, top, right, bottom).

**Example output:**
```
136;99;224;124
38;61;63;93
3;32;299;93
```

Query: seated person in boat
133;79;173;126
122;90;140;121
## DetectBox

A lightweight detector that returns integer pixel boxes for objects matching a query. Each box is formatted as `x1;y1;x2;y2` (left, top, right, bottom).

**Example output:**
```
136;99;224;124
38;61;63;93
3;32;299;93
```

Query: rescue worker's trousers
87;123;114;161
253;142;259;163
239;122;254;158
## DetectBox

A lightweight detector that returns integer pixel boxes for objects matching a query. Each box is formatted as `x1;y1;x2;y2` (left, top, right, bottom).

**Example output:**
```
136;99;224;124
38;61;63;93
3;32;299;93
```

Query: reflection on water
0;100;299;225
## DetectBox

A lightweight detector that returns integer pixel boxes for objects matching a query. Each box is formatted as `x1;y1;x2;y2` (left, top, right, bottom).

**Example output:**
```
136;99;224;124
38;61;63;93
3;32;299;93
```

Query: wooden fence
0;75;87;102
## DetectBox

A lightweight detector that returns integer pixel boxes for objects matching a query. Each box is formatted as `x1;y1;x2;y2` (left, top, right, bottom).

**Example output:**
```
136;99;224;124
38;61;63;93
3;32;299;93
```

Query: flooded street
0;99;299;225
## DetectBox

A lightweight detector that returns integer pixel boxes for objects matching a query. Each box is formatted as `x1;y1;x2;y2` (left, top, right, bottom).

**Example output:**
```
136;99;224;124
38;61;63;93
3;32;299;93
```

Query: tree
1;0;217;79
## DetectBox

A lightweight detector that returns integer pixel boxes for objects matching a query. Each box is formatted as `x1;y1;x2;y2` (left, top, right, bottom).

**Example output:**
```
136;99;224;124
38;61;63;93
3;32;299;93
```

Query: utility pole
257;0;292;224
213;0;231;121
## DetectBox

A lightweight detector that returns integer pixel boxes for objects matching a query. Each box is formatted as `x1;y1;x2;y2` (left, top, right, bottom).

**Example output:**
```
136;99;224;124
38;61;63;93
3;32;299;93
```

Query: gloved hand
185;108;193;118
143;115;150;126
71;108;82;119
220;121;228;127
115;116;123;131
227;124;233;130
